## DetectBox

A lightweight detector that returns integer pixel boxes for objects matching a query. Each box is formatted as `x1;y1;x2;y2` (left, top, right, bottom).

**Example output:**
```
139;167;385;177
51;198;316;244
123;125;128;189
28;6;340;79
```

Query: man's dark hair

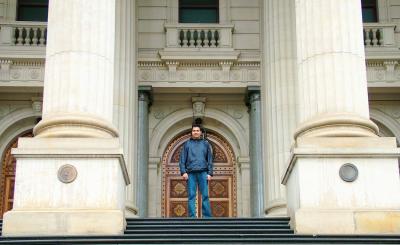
191;124;203;132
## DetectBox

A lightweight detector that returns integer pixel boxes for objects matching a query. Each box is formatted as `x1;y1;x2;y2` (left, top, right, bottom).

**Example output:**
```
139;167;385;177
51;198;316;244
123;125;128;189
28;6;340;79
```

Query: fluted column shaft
263;0;298;215
247;87;264;217
34;0;117;138
113;0;137;216
136;88;151;217
294;0;378;138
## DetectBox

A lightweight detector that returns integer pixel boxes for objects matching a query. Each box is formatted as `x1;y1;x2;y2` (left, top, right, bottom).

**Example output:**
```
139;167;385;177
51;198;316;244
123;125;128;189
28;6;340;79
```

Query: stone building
0;0;399;236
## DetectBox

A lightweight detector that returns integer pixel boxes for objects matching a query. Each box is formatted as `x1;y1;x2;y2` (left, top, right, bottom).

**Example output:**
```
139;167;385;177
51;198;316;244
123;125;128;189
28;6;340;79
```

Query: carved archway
162;131;237;217
0;131;33;217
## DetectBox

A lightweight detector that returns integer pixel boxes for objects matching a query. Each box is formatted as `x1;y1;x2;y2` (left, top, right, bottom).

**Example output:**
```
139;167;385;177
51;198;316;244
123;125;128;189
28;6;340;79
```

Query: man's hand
207;175;211;181
182;173;188;180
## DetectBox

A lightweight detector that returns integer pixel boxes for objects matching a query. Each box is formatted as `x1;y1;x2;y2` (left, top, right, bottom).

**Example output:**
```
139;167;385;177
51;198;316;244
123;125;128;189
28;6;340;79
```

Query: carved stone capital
138;86;153;106
246;86;261;108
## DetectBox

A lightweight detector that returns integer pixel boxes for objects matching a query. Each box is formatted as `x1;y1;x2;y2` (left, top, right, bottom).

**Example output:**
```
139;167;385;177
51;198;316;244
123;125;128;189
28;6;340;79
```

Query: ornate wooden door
0;131;33;217
162;132;237;217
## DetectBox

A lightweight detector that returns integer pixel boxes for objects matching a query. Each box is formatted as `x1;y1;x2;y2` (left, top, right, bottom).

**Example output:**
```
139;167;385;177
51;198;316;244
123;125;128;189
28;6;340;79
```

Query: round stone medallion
58;164;78;183
339;163;358;182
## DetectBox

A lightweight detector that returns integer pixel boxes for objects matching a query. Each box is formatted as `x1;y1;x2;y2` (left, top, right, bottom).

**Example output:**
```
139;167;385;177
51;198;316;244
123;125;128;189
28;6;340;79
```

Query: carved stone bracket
220;61;233;81
192;97;206;121
0;60;12;71
31;97;43;113
383;60;399;81
166;61;179;81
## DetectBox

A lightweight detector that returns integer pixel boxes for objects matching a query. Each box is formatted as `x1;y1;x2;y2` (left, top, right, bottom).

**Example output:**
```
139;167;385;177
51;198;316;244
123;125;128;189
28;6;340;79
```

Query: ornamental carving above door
0;131;33;218
162;131;237;217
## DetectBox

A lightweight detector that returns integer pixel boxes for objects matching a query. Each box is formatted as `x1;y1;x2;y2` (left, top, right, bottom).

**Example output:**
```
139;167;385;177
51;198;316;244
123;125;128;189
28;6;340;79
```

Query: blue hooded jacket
179;138;213;176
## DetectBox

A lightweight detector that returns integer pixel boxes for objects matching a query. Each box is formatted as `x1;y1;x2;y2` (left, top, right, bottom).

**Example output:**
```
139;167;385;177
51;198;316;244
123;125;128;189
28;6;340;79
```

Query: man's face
191;127;202;139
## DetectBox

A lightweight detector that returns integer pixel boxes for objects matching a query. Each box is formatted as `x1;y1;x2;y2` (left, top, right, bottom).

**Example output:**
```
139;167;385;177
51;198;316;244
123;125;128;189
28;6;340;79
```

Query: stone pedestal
3;138;129;236
283;137;400;234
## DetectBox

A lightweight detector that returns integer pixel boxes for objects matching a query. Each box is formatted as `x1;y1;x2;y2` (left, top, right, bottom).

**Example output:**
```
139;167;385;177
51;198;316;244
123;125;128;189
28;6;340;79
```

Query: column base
3;210;125;236
283;137;400;234
294;113;379;138
125;205;139;218
34;113;119;138
265;201;287;216
293;209;400;234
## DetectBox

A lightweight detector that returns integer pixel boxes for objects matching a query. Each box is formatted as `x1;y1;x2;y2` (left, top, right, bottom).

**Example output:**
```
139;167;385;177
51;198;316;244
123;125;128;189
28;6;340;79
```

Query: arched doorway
162;131;237;217
0;131;33;217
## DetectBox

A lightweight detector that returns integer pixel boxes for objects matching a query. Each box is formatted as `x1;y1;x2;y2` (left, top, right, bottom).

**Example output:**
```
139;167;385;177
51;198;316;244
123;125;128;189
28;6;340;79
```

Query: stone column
262;0;298;216
136;86;152;217
3;0;129;236
34;0;118;138
293;0;377;138
247;87;264;217
113;0;137;217
283;0;400;234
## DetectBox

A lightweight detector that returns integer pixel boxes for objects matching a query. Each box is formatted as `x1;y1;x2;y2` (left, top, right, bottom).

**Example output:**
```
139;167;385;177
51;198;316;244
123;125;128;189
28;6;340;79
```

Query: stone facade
0;0;399;236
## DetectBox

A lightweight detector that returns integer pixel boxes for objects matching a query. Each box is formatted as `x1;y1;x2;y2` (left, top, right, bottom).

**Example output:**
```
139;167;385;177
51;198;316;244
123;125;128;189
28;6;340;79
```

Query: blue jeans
187;171;212;218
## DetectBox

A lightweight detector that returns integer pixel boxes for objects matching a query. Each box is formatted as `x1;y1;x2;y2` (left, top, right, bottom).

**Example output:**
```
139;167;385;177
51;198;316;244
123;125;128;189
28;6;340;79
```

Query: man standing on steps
179;124;213;218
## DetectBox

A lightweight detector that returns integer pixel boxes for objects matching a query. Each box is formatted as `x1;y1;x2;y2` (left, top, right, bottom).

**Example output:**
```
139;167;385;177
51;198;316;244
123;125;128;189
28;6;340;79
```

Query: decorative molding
0;105;28;119
138;60;260;84
366;59;400;86
153;110;165;120
232;109;243;119
57;164;78;184
369;107;400;142
0;59;45;84
149;107;248;158
0;107;41;138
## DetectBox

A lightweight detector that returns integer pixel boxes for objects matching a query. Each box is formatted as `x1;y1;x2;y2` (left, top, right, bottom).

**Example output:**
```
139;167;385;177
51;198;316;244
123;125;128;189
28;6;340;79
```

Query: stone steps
0;218;399;244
